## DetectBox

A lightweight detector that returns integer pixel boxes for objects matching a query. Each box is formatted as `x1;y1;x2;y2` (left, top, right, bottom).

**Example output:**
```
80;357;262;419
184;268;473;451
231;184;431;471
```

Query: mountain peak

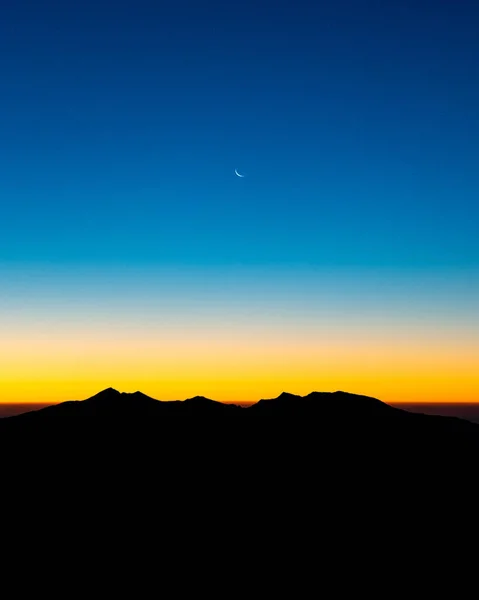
277;391;300;399
91;387;121;398
185;395;214;403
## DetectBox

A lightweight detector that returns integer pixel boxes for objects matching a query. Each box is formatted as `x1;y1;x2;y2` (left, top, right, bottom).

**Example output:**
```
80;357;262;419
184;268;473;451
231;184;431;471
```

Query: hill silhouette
5;388;242;417
1;388;478;451
2;387;477;509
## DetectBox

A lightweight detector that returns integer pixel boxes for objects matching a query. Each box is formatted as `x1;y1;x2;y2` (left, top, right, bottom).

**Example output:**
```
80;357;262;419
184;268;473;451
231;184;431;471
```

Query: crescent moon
235;169;245;178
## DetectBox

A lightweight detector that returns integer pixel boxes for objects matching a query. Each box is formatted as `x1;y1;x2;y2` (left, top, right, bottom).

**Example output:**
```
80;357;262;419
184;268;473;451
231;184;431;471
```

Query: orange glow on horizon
1;266;477;406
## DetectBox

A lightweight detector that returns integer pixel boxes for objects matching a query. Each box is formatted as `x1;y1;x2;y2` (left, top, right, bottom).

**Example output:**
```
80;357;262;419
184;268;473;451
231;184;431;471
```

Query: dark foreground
1;388;475;547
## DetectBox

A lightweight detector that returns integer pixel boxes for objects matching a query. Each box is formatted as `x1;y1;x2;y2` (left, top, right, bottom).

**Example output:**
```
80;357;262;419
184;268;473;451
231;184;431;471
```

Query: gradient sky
1;1;478;404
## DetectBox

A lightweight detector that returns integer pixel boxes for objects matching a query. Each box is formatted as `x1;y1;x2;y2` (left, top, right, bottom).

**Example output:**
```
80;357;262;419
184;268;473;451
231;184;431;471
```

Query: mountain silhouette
2;388;478;450
250;390;397;415
1;387;242;419
2;387;477;508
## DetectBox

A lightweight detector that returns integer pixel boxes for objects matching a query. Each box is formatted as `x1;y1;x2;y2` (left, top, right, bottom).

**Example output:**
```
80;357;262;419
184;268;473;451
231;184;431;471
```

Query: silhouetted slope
181;395;242;414
250;390;397;415
0;388;479;458
3;388;242;420
245;390;479;460
9;388;161;417
253;390;478;430
2;388;478;509
1;388;478;452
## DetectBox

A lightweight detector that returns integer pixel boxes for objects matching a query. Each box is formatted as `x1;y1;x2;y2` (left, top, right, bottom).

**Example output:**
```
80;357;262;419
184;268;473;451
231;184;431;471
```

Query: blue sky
1;1;479;405
1;0;478;267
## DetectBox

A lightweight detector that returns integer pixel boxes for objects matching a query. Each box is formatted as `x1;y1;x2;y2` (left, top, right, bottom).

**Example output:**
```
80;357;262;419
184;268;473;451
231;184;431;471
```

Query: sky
1;0;478;404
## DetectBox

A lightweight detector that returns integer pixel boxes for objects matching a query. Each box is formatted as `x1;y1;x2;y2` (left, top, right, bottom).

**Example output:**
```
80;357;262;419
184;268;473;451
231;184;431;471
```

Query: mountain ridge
2;387;478;431
1;388;478;470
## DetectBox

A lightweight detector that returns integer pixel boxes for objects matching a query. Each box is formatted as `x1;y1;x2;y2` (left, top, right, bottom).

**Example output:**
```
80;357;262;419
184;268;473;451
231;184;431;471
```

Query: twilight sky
1;1;478;404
